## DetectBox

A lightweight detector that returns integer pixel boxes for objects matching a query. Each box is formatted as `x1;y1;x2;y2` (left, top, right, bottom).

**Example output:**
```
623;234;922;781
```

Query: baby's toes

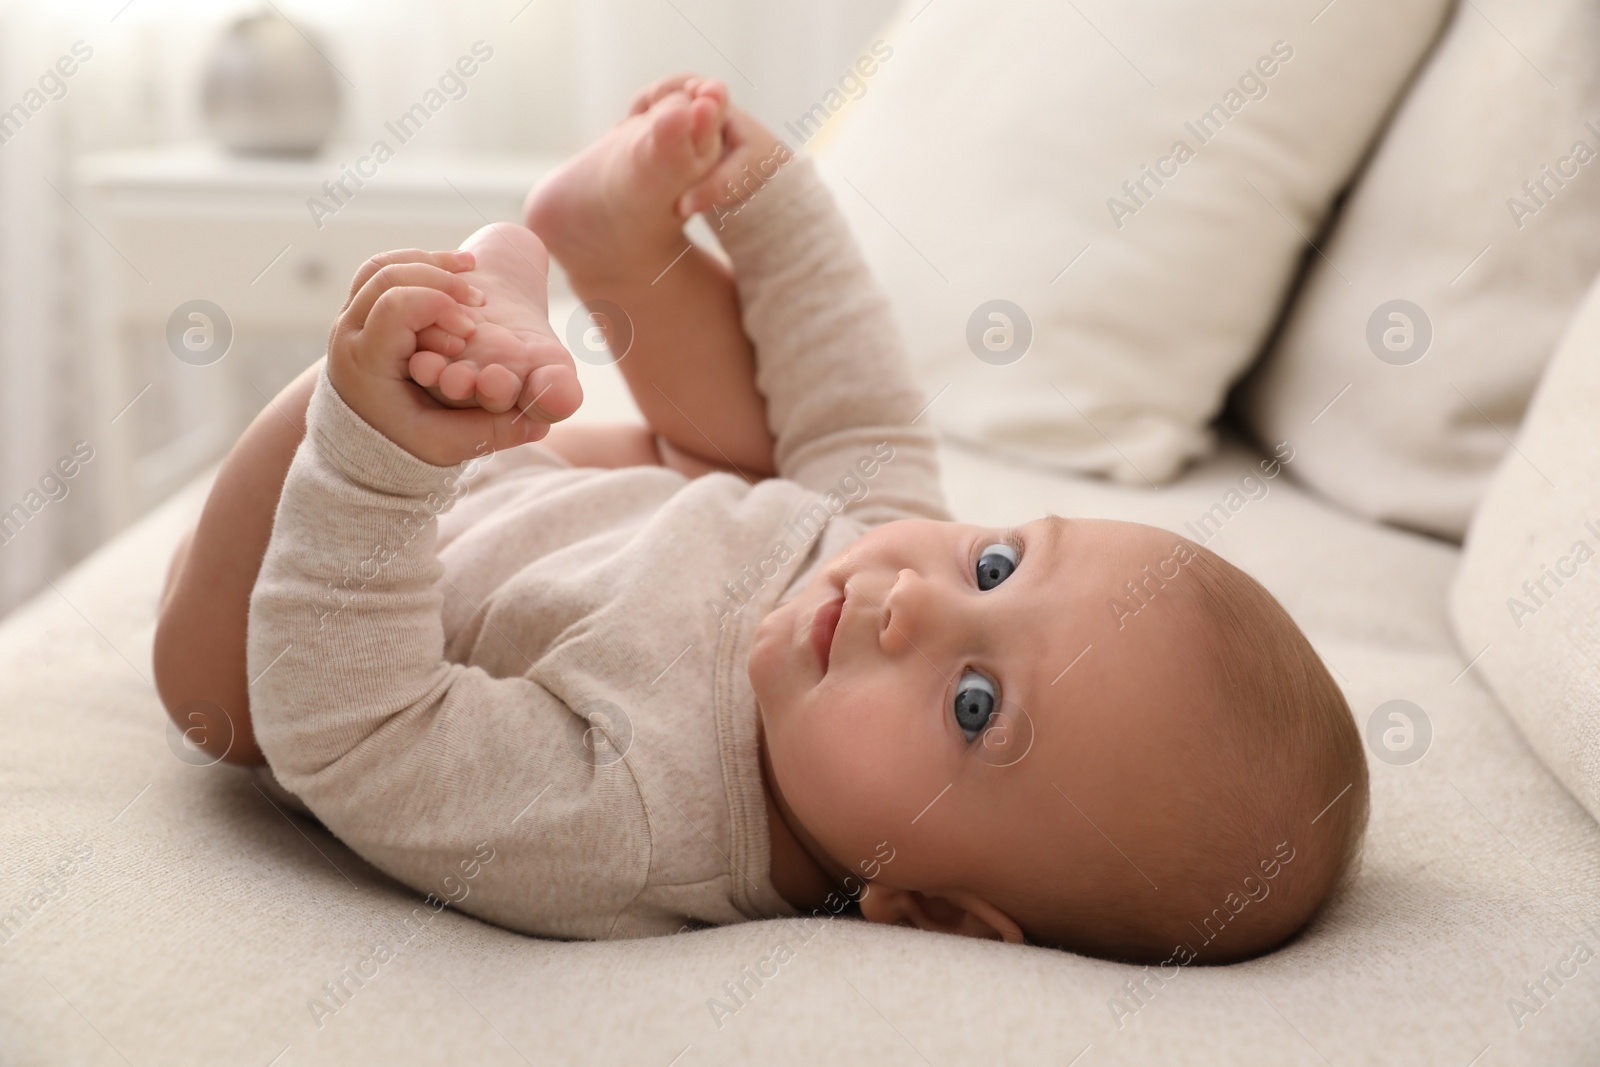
640;95;699;172
689;77;728;108
409;350;449;389
687;93;725;161
437;360;481;403
628;72;698;116
475;363;523;414
517;363;583;425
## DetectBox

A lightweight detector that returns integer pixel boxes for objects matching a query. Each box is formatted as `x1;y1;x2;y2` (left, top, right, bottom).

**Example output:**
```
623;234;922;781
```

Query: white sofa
6;0;1600;1062
3;361;1598;1063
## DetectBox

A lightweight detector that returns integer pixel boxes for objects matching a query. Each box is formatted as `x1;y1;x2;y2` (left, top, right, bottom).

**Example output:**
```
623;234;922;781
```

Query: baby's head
749;515;1368;963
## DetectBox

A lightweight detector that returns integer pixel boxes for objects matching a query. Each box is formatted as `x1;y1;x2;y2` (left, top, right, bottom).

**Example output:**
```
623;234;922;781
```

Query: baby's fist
325;249;550;467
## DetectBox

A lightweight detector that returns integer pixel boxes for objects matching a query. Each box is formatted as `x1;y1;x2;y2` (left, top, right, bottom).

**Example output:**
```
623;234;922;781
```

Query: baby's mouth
810;594;844;673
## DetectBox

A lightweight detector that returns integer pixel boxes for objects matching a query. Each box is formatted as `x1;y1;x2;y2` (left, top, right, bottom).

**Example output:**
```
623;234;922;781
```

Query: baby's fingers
343;248;475;308
361;287;475;372
414;326;466;359
346;262;485;329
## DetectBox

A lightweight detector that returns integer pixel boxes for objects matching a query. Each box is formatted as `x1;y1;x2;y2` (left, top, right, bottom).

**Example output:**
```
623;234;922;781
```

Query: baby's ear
859;884;1025;944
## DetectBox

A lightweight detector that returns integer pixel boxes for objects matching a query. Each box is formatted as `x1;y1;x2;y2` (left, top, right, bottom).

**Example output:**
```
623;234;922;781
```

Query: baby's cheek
798;694;920;847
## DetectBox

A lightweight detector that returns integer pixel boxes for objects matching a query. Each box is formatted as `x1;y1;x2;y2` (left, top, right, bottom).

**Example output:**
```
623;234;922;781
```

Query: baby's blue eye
976;542;1017;591
953;671;996;741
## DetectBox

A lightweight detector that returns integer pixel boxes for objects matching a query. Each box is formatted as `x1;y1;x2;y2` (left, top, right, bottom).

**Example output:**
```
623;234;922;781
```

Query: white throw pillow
808;0;1451;484
1451;268;1600;827
1238;0;1600;541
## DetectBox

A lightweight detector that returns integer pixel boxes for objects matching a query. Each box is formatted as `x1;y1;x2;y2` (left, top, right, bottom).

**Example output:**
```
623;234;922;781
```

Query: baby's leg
524;77;778;480
154;249;482;767
153;358;319;766
537;419;758;481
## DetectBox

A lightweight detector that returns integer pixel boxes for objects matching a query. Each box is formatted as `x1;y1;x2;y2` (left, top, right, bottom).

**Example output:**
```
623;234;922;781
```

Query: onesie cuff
307;359;470;498
707;152;833;269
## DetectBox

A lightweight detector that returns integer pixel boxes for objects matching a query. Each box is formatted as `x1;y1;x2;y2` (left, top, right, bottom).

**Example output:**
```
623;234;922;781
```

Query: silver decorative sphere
201;11;341;156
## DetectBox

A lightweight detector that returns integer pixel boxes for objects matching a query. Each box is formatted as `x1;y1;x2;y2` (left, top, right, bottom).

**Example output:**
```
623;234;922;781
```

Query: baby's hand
407;222;583;423
325;249;561;467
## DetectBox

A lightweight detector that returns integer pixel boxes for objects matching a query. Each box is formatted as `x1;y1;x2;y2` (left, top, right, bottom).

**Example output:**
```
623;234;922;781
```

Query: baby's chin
748;573;821;675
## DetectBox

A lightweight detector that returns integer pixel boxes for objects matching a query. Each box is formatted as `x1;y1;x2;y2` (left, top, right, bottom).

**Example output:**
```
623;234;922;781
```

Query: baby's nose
881;567;944;654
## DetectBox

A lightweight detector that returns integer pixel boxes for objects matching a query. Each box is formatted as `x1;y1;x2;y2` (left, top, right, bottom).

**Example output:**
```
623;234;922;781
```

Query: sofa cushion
810;0;1451;484
1452;267;1600;827
1238;0;1600;541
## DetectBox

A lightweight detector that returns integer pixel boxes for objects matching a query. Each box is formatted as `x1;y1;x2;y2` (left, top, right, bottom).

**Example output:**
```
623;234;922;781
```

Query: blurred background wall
0;0;898;615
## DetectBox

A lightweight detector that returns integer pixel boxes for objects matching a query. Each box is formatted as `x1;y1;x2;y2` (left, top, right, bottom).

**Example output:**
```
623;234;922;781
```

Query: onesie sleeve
712;153;952;526
245;361;650;941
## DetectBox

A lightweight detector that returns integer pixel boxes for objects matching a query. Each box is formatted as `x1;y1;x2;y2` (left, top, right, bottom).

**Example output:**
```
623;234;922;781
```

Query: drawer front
104;193;531;333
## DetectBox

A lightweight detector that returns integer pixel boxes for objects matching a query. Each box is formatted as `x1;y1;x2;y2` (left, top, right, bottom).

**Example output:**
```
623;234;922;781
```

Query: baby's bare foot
523;76;727;280
409;222;582;420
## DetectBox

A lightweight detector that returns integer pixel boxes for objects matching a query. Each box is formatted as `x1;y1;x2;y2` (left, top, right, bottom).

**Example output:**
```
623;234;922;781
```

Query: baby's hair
1006;535;1369;964
1173;543;1370;961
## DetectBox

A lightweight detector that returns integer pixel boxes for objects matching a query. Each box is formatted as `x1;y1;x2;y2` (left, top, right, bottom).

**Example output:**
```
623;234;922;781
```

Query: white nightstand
71;144;630;541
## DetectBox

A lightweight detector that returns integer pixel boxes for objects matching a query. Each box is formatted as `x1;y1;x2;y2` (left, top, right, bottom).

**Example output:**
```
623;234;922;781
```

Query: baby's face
749;515;1220;923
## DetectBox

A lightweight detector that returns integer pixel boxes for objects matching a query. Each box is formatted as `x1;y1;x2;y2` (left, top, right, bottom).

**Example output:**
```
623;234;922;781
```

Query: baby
153;75;1369;964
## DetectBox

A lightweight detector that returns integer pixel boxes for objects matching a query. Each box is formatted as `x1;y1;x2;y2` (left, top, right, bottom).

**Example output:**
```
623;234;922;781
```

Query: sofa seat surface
2;429;1597;1066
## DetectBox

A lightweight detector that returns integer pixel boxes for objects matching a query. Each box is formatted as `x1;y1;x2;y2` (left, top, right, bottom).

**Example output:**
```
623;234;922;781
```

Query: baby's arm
699;118;951;524
245;251;651;939
154;249;482;766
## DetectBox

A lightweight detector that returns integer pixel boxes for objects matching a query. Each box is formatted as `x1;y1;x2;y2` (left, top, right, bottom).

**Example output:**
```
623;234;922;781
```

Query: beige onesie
247;155;951;940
